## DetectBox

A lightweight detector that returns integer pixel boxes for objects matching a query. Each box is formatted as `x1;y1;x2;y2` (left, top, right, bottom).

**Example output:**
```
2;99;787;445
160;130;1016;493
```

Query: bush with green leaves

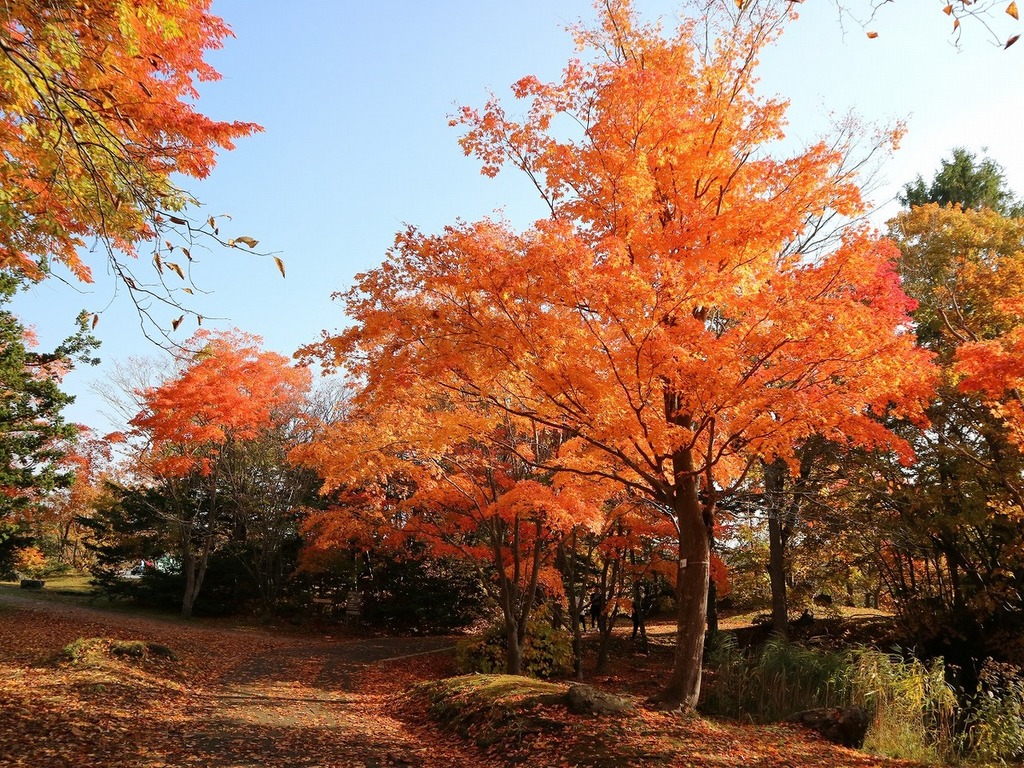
457;615;573;679
362;553;487;633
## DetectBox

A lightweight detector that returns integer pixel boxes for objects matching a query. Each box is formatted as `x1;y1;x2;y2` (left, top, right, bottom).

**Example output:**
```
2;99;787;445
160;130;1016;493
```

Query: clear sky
13;0;1024;432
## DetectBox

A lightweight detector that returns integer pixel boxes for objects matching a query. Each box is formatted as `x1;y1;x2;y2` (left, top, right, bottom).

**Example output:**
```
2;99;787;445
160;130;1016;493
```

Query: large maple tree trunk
654;448;710;710
764;458;790;637
767;510;789;637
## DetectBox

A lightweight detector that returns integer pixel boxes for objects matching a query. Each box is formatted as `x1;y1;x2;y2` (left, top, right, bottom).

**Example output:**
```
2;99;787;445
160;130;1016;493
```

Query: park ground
0;584;925;768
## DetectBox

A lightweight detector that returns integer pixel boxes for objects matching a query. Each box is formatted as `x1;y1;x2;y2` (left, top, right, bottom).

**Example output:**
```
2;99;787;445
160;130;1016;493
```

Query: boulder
788;706;869;748
19;579;44;589
564;684;633;715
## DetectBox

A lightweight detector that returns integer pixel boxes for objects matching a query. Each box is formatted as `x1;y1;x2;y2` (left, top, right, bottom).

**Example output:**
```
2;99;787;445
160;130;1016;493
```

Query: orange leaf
1008;1;1019;19
866;30;879;38
274;256;286;278
943;4;953;14
91;313;99;329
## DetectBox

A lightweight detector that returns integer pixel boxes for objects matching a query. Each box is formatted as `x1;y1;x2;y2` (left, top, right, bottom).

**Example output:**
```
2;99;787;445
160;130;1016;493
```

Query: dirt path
0;591;486;768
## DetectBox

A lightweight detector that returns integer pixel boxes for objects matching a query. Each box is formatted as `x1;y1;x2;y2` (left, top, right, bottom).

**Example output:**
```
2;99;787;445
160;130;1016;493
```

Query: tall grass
959;665;1024;765
849;649;957;764
702;636;960;763
702;634;850;721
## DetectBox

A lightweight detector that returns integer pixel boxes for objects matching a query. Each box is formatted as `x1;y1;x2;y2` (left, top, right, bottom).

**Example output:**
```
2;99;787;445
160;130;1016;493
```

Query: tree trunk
557;536;586;680
706;568;719;639
505;620;522;675
764;458;790;638
631;574;649;653
654;447;710;711
595;611;618;673
180;531;212;620
768;510;789;637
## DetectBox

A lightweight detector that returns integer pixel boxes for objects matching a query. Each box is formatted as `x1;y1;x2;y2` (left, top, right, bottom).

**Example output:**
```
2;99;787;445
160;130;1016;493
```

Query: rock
564;684;633;715
788;706;869;748
19;579;44;589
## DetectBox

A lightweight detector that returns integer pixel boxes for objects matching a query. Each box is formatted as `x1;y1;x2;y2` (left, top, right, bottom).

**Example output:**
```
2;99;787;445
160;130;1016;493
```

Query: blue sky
13;0;1024;432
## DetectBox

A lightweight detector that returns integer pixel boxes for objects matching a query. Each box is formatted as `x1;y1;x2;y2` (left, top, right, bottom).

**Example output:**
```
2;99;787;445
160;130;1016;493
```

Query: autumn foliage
302;0;934;709
131;330;310;478
0;0;260;282
128;330;311;617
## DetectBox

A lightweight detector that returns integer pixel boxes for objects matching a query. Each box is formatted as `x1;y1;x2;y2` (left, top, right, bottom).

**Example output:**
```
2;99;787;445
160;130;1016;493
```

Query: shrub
13;546;48;578
457;615;573;679
362;555;487;633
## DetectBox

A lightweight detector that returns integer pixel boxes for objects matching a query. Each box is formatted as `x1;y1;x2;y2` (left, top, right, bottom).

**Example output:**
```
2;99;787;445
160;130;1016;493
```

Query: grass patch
43;573;97;595
60;637;178;666
409;675;568;747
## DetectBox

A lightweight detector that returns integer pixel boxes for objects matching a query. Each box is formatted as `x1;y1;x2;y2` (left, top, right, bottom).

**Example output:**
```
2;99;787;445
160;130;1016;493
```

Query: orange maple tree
295;384;603;674
306;1;933;708
130;330;310;618
0;0;261;330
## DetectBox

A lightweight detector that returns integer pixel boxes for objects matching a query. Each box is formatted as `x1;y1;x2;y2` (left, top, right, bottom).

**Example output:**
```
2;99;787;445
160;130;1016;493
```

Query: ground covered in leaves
0;592;926;767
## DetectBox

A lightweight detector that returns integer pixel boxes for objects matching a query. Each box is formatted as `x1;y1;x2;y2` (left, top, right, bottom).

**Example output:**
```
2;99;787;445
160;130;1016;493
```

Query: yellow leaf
1008;1;1019;19
182;287;193;295
166;262;185;280
274;256;286;278
153;253;163;274
232;235;259;249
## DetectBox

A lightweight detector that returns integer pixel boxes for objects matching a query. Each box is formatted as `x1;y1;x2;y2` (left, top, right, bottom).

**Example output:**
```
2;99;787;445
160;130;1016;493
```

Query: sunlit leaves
304;0;934;703
130;330;311;478
0;0;260;295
